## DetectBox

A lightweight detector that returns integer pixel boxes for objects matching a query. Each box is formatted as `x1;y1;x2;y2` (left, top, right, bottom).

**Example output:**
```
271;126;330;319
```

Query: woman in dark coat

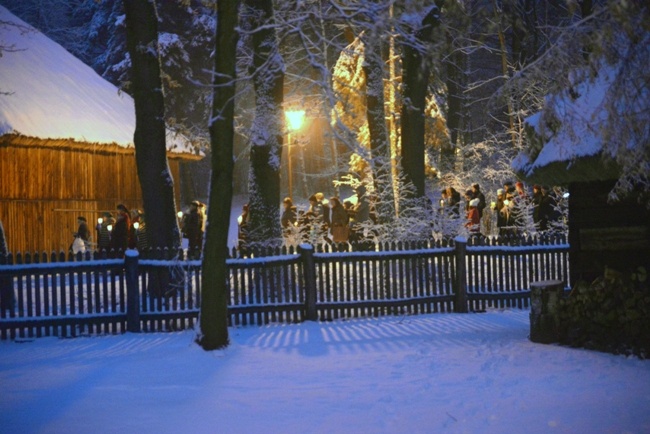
110;204;130;256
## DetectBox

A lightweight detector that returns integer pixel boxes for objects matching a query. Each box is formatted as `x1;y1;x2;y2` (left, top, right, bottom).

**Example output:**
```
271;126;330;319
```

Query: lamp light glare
285;110;305;131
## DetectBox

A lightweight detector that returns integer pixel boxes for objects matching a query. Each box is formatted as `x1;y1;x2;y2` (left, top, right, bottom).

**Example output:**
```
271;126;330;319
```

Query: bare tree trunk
197;0;239;351
123;0;181;251
245;0;284;246
400;6;440;198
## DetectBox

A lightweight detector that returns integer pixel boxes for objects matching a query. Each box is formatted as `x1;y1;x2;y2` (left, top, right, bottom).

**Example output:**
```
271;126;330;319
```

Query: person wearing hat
466;198;481;235
471;183;486;219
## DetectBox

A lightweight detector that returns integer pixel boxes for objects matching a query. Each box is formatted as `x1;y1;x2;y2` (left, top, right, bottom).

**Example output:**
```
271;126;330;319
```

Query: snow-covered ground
1;309;649;434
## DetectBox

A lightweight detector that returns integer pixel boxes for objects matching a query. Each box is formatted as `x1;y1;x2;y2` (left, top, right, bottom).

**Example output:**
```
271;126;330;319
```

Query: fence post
125;250;141;332
299;244;318;321
454;237;468;313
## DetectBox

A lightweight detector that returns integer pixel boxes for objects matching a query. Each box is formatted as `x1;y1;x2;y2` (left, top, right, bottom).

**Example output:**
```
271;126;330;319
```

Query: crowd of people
68;180;562;258
440;181;562;237
70;201;207;258
234;180;564;253
285;185;374;245
237;184;375;252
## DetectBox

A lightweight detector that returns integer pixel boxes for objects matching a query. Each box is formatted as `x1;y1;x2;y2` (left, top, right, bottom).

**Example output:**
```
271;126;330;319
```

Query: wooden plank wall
568;180;650;285
0;145;182;253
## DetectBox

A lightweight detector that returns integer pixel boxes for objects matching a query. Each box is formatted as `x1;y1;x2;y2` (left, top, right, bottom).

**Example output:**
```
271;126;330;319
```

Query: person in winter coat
74;216;89;243
281;197;297;231
471;183;487;219
444;186;462;218
183;201;204;258
349;185;371;245
128;209;143;250
71;216;89;254
493;189;508;236
305;193;329;241
110;204;130;256
466;198;481;235
314;192;331;228
329;197;349;243
134;212;149;253
237;203;250;256
97;212;115;254
539;185;560;232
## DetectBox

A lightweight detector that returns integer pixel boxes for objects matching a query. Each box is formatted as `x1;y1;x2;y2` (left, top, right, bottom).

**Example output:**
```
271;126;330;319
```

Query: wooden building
0;6;201;253
515;125;649;286
518;152;649;286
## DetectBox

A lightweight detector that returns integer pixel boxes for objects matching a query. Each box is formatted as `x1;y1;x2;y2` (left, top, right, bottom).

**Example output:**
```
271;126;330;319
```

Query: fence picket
1;236;569;338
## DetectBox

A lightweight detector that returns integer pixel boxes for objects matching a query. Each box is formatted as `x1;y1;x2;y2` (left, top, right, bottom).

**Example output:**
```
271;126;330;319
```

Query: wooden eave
516;152;620;187
0;133;203;161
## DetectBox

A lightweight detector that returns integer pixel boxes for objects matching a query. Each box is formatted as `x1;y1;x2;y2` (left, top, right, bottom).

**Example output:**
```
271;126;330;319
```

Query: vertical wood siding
0;145;182;253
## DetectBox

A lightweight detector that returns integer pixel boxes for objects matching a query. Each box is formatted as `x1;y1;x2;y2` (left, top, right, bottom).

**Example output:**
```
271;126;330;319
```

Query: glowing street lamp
286;110;305;132
285;110;305;201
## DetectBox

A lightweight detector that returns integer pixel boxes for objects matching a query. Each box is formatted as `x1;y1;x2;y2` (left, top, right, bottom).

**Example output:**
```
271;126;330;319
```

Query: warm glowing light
98;217;103;225
107;224;113;232
177;211;183;219
133;222;140;230
285;110;305;132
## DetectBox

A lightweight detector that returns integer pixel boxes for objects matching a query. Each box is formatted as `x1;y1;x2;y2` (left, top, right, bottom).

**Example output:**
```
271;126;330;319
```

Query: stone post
529;280;564;343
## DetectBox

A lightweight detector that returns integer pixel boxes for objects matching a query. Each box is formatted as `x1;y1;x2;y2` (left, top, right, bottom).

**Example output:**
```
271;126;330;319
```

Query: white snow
1;309;649;434
0;6;191;154
514;64;618;174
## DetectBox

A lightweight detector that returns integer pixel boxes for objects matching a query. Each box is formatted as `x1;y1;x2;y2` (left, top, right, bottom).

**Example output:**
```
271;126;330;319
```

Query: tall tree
400;5;441;197
243;0;285;246
197;0;238;351
122;0;181;251
361;29;394;222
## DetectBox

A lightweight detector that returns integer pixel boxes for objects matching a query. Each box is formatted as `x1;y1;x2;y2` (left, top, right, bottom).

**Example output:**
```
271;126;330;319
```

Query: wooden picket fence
0;234;570;340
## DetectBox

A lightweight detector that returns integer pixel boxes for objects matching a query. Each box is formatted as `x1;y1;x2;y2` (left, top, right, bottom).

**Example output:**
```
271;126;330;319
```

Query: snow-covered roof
512;64;618;178
0;5;197;157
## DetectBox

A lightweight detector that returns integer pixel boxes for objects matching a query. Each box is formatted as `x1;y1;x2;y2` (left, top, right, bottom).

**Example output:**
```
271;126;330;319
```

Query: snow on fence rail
0;234;570;340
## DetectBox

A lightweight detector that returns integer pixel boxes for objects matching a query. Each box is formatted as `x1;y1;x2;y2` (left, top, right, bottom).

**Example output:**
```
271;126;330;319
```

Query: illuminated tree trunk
362;34;393;222
400;6;440;198
245;0;284;246
197;0;239;351
123;0;181;251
